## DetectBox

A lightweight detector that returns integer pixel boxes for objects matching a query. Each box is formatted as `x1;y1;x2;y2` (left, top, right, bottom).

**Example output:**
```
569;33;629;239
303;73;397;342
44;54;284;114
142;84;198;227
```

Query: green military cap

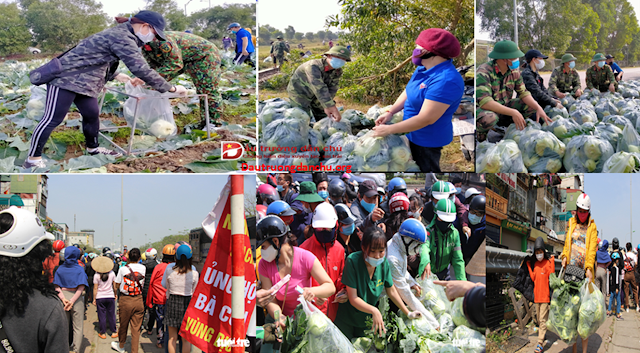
276;35;283;39
324;45;351;62
592;53;606;62
488;40;524;60
294;181;325;203
561;54;578;63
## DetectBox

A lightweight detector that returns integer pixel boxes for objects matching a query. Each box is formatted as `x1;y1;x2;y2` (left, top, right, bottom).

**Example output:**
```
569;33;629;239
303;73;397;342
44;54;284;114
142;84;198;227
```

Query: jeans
609;291;621;315
409;141;442;172
154;304;165;345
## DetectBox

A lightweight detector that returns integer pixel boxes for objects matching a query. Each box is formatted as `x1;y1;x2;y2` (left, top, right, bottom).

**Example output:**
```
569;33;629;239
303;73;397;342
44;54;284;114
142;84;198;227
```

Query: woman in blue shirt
372;29;464;172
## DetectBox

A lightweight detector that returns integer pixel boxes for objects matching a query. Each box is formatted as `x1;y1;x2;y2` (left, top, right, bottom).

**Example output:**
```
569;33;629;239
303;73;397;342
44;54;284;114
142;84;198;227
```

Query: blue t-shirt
235;28;255;54
404;60;464;147
610;62;623;74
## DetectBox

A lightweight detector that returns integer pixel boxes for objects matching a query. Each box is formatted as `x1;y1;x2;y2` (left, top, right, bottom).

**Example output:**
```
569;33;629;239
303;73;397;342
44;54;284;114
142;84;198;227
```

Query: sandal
535;344;544;353
98;333;106;339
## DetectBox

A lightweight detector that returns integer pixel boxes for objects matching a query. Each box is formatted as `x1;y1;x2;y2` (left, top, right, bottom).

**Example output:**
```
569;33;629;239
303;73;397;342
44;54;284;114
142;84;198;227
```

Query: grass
51;130;85;149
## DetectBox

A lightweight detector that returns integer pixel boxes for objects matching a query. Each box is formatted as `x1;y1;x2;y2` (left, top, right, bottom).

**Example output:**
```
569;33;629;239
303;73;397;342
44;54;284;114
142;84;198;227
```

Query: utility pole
513;0;518;46
121;176;124;252
631;175;633;245
74;214;76;232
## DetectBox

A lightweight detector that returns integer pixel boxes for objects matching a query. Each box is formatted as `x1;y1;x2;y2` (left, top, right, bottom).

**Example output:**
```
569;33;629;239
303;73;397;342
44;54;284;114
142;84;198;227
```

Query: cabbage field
0;53;256;173
281;276;485;353
477;80;640;173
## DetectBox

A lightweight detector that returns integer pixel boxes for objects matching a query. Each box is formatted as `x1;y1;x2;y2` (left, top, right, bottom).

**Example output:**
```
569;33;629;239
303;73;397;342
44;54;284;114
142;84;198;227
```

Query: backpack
624;253;635;272
122;265;144;296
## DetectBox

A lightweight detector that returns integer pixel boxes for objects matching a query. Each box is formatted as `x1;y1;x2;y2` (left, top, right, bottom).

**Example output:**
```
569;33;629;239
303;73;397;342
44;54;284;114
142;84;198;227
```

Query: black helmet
105;253;114;260
534;237;545;252
72;243;81;249
102;247;111;254
613;237;619;250
335;203;356;225
256;215;288;247
328;178;346;198
469;195;486;212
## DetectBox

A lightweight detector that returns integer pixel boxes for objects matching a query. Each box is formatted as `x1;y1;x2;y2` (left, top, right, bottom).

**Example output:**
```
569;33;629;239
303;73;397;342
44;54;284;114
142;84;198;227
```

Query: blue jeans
609;291;621;314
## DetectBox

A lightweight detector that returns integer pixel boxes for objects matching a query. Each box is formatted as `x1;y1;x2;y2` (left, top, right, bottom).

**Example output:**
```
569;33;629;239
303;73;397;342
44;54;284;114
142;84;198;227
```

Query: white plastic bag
123;82;177;138
298;297;355;353
577;281;606;339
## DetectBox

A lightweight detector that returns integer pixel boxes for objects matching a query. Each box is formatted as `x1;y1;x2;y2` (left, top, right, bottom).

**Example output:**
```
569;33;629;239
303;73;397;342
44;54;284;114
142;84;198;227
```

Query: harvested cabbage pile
594;122;623;149
476;140;526;173
518;127;565;173
602;151;640;173
563;135;614;172
314;117;352;139
577;281;605;340
416;275;451;319
544;105;570;120
617;124;640;153
547;273;583;344
350;130;415;172
602;115;633;132
543;117;582;140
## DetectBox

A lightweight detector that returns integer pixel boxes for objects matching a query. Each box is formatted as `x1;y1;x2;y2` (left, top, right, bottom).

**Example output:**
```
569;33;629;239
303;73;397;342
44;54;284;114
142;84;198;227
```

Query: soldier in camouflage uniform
287;46;350;121
548;53;583;99
475;40;551;142
138;31;223;125
25;11;184;169
270;36;289;69
586;53;617;93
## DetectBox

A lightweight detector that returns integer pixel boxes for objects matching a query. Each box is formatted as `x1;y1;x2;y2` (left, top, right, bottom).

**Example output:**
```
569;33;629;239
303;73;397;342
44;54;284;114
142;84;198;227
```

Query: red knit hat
415;28;461;59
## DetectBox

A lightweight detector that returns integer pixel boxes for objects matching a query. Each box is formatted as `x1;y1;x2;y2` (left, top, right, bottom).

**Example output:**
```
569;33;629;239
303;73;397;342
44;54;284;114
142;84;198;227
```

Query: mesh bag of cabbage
547;278;582;345
416;274;451;320
476;140;527;173
123;82;177;138
563;135;615;173
543;117;582;140
577;281;606;340
313;117;352;140
594;122;623;149
602;151;640;173
544;105;570;120
298;297;355;353
569;105;598;125
262;116;310;149
353;130;413;171
517;127;566;173
617;124;640;153
603;115;633;132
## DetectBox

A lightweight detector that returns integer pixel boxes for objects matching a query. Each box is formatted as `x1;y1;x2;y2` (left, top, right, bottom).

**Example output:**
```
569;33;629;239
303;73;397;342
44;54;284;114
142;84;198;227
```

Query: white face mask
408;240;421;256
535;59;545;70
136;25;155;43
261;244;278;262
536;253;544;261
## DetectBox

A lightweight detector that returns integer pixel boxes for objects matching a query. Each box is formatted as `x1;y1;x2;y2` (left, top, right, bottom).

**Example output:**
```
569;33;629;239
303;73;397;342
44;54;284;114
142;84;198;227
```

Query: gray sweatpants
595;266;607;295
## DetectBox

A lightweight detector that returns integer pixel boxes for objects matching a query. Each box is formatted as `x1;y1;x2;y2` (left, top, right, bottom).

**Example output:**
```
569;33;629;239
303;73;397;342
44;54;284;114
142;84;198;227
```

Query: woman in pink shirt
257;216;335;327
91;256;118;339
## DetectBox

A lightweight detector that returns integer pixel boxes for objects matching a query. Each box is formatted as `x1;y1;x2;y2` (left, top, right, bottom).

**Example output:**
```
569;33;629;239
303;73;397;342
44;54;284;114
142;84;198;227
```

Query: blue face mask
569;61;576;69
455;187;462;194
318;190;329;200
597;61;605;68
276;185;284;192
231;30;237;34
469;213;484;225
509;59;519;70
365;255;385;267
330;57;346;69
341;223;355;235
361;199;376;213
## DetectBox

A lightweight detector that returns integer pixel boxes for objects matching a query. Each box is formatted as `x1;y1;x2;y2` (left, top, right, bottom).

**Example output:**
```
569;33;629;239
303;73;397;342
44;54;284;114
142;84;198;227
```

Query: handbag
29;44;105;86
563;264;586;283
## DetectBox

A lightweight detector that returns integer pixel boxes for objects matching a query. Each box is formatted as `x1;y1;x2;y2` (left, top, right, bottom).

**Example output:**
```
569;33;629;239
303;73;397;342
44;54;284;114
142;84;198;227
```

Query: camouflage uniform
548;66;581;97
51;22;172;97
270;40;289;65
586;64;617;93
141;31;223;123
287;57;342;119
476;60;535;140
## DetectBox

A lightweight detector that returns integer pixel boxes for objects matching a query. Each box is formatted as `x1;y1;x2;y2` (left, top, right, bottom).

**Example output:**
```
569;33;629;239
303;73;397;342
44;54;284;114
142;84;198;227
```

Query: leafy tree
145;0;188;31
273;30;284;39
188;3;255;41
0;3;32;56
325;30;337;40
316;30;326;41
284;25;296;40
25;0;109;52
327;0;473;104
259;25;272;43
295;32;304;41
305;32;315;41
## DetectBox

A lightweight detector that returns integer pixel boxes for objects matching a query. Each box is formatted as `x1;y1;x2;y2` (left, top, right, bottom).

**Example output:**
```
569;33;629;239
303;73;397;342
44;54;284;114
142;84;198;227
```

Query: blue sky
46;174;255;250
584;174;639;247
258;0;342;33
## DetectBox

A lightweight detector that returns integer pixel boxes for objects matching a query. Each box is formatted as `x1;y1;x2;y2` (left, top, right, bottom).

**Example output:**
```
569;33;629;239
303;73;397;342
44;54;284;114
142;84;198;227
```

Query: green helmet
324;45;351;62
431;181;453;200
488;40;524;60
276;35;283;39
435;199;457;222
592;53;606;62
561;54;577;63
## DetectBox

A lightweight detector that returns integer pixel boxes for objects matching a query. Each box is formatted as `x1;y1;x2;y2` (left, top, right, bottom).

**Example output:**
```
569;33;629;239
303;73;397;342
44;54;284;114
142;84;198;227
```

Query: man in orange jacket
43;240;66;283
527;237;555;353
300;203;348;321
146;245;174;349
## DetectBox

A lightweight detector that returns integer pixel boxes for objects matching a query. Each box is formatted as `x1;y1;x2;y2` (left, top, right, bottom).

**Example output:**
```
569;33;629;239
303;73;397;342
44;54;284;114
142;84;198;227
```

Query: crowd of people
253;172;487;351
0;205;198;353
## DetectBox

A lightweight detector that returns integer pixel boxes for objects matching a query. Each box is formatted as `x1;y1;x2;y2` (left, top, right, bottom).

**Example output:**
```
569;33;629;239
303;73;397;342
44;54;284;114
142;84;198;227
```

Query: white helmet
576;193;591;211
464;188;481;200
146;248;157;259
0;206;54;257
312;202;338;229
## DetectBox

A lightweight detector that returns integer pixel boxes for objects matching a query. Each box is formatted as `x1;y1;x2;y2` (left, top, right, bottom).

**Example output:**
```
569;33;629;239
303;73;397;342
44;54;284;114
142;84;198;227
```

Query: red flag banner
179;179;256;352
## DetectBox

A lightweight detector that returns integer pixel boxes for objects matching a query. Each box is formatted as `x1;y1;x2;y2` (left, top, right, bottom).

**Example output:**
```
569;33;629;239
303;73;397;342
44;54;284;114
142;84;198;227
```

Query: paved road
540;67;640;93
514;300;640;353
